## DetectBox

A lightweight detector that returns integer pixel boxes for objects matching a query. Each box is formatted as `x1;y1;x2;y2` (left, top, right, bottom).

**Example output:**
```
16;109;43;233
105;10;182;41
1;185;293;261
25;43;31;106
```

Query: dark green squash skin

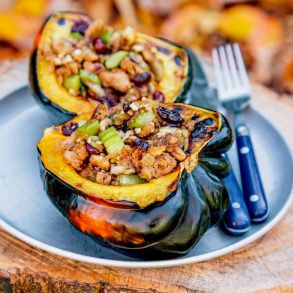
38;117;232;259
126;171;212;259
41;163;187;249
199;155;231;179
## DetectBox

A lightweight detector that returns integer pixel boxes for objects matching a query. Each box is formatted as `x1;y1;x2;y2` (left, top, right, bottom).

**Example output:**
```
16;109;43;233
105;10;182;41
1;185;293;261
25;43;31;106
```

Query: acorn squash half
30;11;194;119
38;102;233;258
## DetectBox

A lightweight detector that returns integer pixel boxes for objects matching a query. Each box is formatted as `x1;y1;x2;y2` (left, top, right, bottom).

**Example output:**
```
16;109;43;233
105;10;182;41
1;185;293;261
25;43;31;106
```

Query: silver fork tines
212;44;251;111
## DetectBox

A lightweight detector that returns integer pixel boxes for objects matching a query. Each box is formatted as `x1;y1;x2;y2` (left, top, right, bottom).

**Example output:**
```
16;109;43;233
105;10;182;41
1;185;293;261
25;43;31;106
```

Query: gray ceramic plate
0;86;292;268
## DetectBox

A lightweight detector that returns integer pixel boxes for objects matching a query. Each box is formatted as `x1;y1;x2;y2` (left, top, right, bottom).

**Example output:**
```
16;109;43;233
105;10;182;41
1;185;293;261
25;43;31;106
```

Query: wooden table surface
0;60;292;293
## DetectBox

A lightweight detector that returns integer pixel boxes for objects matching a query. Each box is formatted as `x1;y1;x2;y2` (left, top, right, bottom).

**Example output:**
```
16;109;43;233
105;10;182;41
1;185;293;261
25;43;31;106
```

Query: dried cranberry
121;121;129;132
90;88;120;108
132;72;151;86
71;20;89;35
85;142;101;155
191;114;200;121
101;96;118;108
123;102;131;112
153;90;165;102
90;63;103;73
62;122;78;136
114;121;128;132
156;45;172;55
190;122;213;143
174;55;182;66
157;107;184;125
130;139;149;150
57;18;66;25
191;122;205;139
103;87;120;101
93;38;108;54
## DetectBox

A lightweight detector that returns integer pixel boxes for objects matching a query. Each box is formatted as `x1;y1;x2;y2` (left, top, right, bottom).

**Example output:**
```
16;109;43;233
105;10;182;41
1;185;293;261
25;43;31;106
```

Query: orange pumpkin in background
0;0;292;94
0;0;48;59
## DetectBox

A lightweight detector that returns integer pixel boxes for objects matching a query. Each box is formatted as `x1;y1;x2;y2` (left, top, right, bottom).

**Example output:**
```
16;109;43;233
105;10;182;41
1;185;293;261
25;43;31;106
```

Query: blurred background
0;0;292;95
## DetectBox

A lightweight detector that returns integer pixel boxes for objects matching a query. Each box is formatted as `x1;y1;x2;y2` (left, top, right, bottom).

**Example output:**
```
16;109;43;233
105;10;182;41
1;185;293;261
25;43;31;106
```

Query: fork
212;43;269;223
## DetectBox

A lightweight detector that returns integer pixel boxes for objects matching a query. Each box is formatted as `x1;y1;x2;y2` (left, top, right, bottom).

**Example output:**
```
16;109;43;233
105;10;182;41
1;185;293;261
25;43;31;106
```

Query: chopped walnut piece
140;153;177;180
89;155;110;171
141;153;155;167
96;172;112;185
138;122;155;138
168;146;186;161
99;69;131;93
92;102;108;120
85;20;104;40
63;144;88;171
148;145;166;157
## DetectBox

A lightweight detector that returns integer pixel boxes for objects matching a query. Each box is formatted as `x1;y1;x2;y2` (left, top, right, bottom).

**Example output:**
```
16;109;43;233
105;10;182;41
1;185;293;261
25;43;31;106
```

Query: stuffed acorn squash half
38;100;233;259
30;11;207;119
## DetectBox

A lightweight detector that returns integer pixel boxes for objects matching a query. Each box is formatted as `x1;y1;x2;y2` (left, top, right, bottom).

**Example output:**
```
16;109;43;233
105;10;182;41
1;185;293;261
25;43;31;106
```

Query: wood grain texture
0;60;292;293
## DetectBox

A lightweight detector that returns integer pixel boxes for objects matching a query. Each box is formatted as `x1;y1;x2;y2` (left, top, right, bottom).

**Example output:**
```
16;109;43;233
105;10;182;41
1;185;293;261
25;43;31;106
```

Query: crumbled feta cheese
182;129;189;138
130;103;139;111
132;43;143;52
134;128;141;134
73;49;82;56
123;26;135;43
110;166;125;175
100;118;111;132
78;120;86;127
118;131;125;139
68;89;76;95
64;54;73;63
53;57;62;65
156;127;178;137
122;130;133;142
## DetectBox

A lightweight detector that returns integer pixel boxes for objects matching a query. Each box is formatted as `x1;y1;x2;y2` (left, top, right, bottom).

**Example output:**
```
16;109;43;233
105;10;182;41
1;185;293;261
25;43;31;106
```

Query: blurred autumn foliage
0;0;292;94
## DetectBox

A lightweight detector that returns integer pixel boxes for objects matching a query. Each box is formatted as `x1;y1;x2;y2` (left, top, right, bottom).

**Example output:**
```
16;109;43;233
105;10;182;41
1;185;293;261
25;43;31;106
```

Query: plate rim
0;86;292;268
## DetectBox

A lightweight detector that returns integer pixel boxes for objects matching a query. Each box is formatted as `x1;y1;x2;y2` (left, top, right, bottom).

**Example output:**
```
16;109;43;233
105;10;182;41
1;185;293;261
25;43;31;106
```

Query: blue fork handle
221;157;251;235
236;124;269;223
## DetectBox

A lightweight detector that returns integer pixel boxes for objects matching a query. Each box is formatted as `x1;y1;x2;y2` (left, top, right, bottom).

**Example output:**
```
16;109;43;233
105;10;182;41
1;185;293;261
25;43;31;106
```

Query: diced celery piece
80;69;100;85
86;82;105;97
99;127;124;154
108;140;124;153
101;31;113;44
76;119;100;137
130;112;155;128
100;130;118;142
63;75;81;93
105;51;128;69
118;175;147;186
104;137;122;149
99;127;116;140
88;136;103;149
70;32;82;41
